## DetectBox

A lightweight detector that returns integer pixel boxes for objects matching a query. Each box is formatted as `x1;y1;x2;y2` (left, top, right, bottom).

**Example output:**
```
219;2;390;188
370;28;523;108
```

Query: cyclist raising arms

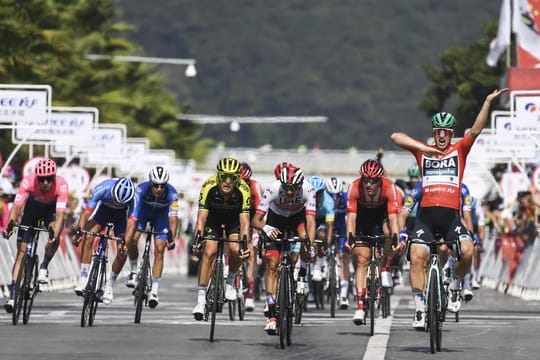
239;161;263;312
252;163;316;334
326;176;350;309
191;157;251;320
347;159;402;325
123;166;178;308
73;177;135;304
390;88;506;329
4;159;69;312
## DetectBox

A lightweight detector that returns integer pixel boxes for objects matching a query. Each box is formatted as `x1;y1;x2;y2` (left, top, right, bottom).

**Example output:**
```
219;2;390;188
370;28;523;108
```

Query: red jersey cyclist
4;158;69;313
390;88;506;329
346;159;402;325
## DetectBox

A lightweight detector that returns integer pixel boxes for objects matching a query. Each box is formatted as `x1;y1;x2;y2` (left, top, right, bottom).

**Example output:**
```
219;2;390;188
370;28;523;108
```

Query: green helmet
431;112;456;129
407;164;420;178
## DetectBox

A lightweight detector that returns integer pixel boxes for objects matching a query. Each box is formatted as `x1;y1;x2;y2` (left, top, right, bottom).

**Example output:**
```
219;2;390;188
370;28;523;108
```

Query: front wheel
278;268;290;349
428;268;439;353
23;255;39;324
12;255;29;326
368;262;377;336
134;259;150;324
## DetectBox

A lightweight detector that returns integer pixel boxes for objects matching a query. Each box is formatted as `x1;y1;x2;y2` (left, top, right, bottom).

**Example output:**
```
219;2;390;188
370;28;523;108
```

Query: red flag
514;0;540;67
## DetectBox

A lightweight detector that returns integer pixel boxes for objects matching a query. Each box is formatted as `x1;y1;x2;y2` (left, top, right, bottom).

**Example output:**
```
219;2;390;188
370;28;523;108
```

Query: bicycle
408;238;461;353
78;222;124;327
11;221;52;325
311;238;326;311
133;222;170;324
349;233;394;336
326;232;339;318
227;261;247;321
194;227;247;342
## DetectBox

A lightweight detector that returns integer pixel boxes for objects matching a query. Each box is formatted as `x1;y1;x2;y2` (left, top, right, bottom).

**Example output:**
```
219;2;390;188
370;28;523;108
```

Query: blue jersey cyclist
326;176;351;309
123;166;179;309
73;177;135;304
308;175;335;283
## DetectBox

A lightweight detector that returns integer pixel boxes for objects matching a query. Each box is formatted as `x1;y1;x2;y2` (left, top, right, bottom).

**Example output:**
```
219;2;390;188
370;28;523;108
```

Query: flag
513;0;540;67
487;0;511;67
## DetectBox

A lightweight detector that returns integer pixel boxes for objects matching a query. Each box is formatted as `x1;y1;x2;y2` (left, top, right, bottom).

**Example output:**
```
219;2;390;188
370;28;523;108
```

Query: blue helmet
308;175;326;193
112;177;135;205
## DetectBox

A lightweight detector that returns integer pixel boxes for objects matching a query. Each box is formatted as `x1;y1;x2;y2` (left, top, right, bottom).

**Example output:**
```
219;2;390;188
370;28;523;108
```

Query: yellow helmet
216;157;240;174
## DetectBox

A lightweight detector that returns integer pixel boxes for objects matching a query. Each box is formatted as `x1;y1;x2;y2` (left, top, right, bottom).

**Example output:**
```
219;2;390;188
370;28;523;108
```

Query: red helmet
35;158;57;177
359;159;384;178
280;164;304;187
239;162;252;180
274;161;293;180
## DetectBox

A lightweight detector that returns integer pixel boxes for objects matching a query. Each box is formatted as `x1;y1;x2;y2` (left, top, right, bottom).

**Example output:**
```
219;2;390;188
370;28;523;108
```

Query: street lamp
85;54;197;77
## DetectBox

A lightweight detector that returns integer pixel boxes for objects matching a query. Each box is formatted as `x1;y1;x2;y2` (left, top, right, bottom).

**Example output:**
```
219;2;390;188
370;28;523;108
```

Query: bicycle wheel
209;261;223;342
381;287;391;318
428;268;438;353
286;271;295;346
369;262;377;336
134;257;150;324
329;254;337;318
238;265;247;321
278;268;289;349
23;255;39;325
294;292;304;324
228;296;236;321
89;259;106;326
13;255;29;325
81;260;99;327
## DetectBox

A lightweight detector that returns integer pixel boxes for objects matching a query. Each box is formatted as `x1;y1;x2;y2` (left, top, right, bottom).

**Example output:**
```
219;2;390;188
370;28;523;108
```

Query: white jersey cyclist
256;180;316;218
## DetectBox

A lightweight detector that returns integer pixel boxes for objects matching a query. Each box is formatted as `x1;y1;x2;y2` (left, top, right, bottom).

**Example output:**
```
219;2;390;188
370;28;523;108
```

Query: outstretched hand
486;88;508;103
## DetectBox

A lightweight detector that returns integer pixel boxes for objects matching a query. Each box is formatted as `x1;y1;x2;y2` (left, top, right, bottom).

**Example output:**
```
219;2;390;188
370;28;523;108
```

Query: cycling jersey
315;191;335;225
256;180;316;218
330;191;348;252
246;178;263;219
14;173;68;212
130;181;179;241
411;135;474;210
403;182;471;214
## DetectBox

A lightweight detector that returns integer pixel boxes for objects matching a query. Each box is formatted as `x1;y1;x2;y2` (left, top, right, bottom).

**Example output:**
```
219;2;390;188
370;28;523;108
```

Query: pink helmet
35;158;57;177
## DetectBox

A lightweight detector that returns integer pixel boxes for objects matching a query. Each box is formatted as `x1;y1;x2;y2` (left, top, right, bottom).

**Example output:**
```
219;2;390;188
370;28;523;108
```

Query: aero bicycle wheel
81;261;98;327
89;259;106;326
381;287;391;318
12;255;29;325
134;258;150;324
428;268;438;353
329;254;337;318
369;262;377;336
23;255;39;325
209;262;223;342
286;271;295;346
278;269;289;349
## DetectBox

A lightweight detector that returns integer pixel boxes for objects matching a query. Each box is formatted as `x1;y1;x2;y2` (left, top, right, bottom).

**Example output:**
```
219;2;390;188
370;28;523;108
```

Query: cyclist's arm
468;88;507;138
251;212;266;231
306;213;316;246
7;202;23;225
50;210;64;239
195;209;208;237
390;132;442;156
325;219;334;246
76;208;93;231
462;209;474;234
239;212;250;243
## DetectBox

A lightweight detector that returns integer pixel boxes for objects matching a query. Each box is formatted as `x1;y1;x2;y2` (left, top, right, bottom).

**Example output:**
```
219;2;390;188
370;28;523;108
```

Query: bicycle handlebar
78;229;125;243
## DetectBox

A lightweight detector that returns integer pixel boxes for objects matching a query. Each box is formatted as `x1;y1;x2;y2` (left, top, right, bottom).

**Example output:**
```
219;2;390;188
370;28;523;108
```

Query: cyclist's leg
351;244;370;324
338;236;350;307
245;228;258;310
40;208;60;281
381;222;395;288
125;217;143;282
150;213;170;304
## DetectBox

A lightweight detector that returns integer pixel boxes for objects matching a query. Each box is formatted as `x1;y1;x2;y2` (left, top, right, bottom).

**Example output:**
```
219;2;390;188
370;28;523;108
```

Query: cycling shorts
17;198;56;243
89;203;129;235
135;207;170;241
264;208;306;254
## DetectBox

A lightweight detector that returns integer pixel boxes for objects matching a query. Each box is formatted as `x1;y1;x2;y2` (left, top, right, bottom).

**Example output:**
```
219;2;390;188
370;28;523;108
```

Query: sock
356;288;367;309
226;271;237;285
246;278;254;298
80;263;90;278
151;277;160;294
197;286;206;304
40;257;50;269
413;291;425;312
10;280;15;299
340;280;349;298
108;272;118;287
129;259;138;273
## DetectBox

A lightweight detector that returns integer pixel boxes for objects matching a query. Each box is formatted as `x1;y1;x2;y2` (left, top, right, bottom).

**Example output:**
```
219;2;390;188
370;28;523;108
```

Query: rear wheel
23;255;39;325
329;253;337;318
13;255;29;326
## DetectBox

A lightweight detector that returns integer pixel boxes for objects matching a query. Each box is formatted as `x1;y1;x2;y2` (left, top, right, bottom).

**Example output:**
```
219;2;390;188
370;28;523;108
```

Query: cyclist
122;166;178;309
347;159;402;325
252;163;316;335
72;177;135;304
308;175;335;283
191;157;251;320
326;176;350;309
390;88;506;329
274;161;293;180
239;161;263;312
3;158;69;313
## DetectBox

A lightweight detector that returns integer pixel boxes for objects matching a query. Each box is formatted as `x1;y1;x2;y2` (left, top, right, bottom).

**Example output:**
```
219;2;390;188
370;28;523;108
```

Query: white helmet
149;166;170;185
326;176;343;195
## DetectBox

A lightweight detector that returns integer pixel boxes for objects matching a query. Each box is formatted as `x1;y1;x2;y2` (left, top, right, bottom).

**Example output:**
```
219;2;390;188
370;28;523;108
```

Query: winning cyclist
347;159;402;325
390;88;506;329
191;157;251;320
72;177;135;304
3;158;69;313
251;163;316;335
326;176;350;309
123;166;178;308
239;161;263;312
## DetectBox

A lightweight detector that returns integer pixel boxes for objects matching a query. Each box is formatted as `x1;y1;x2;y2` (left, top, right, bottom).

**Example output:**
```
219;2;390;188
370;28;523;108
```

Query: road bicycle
194;227;247;342
408;238;461;353
349;233;394;336
12;221;52;325
133;222;170;324
78;223;124;327
227;261;247;321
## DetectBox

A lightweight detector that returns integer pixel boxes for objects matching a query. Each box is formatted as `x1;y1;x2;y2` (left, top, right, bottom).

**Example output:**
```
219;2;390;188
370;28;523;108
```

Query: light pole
85;54;197;77
176;115;328;132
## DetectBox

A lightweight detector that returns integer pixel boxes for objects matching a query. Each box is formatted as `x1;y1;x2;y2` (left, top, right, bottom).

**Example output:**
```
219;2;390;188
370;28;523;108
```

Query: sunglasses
37;176;55;183
433;128;454;138
218;173;239;183
151;183;165;189
362;177;381;185
283;183;301;192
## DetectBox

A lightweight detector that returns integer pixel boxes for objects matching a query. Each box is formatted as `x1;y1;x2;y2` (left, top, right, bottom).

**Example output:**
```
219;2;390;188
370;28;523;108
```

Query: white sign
82;125;127;166
510;91;540;134
0;84;52;128
13;106;98;145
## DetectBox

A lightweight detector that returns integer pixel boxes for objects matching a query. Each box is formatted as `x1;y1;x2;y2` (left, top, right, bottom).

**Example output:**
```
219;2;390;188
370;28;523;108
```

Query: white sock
226;271;236;284
340;280;349;298
413;292;425;312
80;263;90;278
197;286;206;304
108;272;118;287
129;259;138;273
151;277;160;294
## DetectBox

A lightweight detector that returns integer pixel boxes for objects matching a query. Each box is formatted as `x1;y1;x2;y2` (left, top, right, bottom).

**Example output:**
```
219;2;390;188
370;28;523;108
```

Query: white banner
510;91;540;133
81;124;127;166
0;84;52;128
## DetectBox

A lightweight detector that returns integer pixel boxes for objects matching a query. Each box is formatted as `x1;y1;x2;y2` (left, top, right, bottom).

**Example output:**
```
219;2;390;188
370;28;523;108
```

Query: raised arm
390;132;443;157
468;88;508;139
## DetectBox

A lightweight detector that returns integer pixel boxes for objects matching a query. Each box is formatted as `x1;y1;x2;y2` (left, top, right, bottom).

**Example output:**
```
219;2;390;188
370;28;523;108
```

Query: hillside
115;1;498;150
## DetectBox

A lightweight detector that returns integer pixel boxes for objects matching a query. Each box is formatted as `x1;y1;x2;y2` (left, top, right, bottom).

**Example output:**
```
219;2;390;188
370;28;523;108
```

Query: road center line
362;295;403;360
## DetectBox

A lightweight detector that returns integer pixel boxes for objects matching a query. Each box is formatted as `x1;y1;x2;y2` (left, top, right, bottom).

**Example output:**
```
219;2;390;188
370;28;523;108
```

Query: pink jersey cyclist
14;173;68;212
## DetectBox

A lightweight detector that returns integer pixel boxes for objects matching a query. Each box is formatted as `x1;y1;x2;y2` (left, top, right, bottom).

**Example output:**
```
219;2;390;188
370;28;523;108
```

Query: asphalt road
0;272;538;360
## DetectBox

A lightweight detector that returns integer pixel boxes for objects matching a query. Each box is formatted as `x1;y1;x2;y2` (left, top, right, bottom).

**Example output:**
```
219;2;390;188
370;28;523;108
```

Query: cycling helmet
35;158;57;177
308;175;326;192
407;164;420;178
274;161;293;180
239;162;252;180
112;177;135;205
280;164;304;187
326;176;343;195
431;112;456;129
216;157;240;174
149;166;169;184
360;159;384;179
